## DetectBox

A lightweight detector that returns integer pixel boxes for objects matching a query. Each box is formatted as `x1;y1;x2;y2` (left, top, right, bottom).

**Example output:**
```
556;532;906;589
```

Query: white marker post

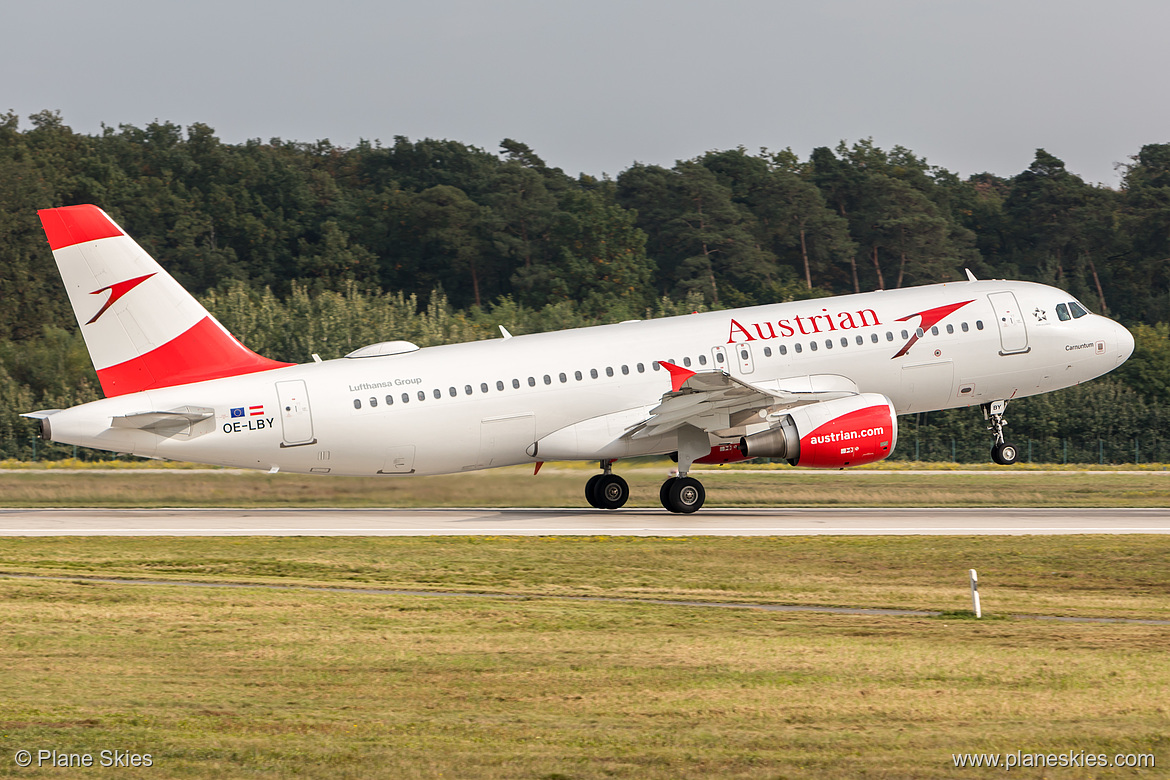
970;569;982;618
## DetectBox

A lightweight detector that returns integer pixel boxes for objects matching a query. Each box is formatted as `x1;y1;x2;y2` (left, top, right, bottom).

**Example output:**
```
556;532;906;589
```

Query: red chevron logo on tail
87;273;156;325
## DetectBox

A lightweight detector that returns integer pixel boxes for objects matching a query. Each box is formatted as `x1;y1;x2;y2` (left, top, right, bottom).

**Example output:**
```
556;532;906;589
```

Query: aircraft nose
1115;321;1135;365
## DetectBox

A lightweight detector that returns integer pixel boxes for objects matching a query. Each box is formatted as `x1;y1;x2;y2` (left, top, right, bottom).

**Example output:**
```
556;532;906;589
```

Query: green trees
1;114;1169;462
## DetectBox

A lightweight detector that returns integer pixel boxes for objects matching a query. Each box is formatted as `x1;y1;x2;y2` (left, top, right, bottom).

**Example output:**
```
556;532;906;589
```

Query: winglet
965;268;978;282
499;325;513;339
660;361;696;392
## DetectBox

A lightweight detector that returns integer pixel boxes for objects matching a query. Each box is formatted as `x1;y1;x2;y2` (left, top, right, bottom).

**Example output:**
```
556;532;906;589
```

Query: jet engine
739;393;897;468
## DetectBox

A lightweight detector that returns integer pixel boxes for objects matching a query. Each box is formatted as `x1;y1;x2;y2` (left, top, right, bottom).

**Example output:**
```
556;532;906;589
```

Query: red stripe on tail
39;205;125;250
95;317;293;396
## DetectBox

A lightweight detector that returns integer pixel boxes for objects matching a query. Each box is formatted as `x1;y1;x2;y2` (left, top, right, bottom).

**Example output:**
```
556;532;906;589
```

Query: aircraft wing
628;363;857;438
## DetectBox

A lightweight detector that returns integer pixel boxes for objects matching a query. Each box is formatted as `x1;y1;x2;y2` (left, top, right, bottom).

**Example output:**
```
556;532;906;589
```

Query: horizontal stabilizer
20;409;62;420
111;407;214;433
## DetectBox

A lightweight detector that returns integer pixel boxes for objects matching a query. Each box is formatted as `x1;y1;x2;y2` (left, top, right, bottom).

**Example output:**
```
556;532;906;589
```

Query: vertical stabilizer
38;205;292;397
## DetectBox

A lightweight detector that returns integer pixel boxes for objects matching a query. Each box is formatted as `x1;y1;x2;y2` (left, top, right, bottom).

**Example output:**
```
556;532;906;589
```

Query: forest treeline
0;110;1167;461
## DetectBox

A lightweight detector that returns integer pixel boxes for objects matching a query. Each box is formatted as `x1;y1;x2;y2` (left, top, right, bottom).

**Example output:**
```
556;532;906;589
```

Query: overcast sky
5;1;1168;187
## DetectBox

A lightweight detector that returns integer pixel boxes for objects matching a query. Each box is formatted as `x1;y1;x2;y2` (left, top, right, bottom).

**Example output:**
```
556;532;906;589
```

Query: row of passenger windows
350;319;986;409
757;320;985;356
355;361;664;408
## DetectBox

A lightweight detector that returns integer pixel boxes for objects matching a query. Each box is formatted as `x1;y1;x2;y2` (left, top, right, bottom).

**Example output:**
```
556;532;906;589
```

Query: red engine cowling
739;393;898;468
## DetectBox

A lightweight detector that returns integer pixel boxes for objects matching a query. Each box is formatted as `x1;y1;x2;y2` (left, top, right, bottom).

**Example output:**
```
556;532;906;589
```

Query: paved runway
1;507;1168;536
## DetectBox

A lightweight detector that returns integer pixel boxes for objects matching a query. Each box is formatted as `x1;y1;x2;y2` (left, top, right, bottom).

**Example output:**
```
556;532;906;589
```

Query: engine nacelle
739;393;897;468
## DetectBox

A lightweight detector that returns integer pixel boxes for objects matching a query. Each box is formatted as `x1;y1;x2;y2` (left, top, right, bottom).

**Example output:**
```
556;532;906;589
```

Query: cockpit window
1069;301;1088;318
1056;303;1071;321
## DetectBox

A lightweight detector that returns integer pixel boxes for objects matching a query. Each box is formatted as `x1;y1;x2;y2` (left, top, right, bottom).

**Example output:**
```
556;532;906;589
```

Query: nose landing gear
984;400;1020;465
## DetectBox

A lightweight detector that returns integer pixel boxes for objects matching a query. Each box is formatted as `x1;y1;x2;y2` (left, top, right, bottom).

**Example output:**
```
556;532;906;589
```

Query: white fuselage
44;280;1133;475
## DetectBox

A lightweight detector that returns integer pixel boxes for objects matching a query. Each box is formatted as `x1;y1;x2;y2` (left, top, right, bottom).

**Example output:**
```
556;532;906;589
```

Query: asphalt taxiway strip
1;506;1168;536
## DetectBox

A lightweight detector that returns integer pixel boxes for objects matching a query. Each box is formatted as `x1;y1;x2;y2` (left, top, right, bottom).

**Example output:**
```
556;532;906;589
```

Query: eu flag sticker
230;407;245;418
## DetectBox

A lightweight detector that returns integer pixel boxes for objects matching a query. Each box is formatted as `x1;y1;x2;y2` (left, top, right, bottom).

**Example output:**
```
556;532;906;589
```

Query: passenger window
559;373;567;383
886;331;894;341
637;363;645;373
527;377;535;387
353;399;361;409
433;389;441;399
1069;302;1088;318
716;352;725;363
779;345;787;355
386;395;394;406
763;346;772;357
930;326;939;336
901;329;910;340
740;349;749;360
402;393;410;404
810;341;818;351
652;362;660;371
915;328;924;338
606;367;614;377
370;397;378;407
621;365;629;375
496;381;504;391
855;335;863;345
513;379;521;389
590;369;598;379
683;357;691;367
794;343;803;353
841;337;849;347
946;324;954;334
465;385;473;395
698;355;707;365
976;320;984;330
575;370;583;380
870;333;878;343
961;322;969;332
417;391;425;401
480;383;488;394
544;375;552;385
1056;303;1071;321
449;387;457;397
824;339;832;349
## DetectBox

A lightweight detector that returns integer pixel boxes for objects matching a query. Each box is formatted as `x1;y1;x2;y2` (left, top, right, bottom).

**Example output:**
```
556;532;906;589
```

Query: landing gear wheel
991;441;1019;465
594;474;630;510
585;474;604;508
664;476;705;514
659;478;676;511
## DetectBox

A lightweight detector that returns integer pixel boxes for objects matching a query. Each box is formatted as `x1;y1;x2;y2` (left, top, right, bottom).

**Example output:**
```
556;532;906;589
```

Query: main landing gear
659;476;705;514
585;460;630;509
583;459;708;513
983;400;1020;465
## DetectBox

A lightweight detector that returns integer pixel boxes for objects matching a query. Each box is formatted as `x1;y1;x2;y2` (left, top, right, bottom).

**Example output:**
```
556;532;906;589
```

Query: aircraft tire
595;474;630;509
991;442;1020;465
659;478;675;510
585;474;604;508
666;477;705;514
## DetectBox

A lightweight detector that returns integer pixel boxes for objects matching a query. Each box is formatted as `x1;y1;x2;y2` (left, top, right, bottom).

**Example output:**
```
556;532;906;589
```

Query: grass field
2;465;1170;507
1;536;1168;778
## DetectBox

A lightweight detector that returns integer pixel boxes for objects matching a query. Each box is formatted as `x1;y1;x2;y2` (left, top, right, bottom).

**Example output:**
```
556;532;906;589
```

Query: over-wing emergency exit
25;206;1134;512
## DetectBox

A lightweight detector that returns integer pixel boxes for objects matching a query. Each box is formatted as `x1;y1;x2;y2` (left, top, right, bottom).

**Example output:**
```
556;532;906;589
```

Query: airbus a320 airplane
25;205;1134;513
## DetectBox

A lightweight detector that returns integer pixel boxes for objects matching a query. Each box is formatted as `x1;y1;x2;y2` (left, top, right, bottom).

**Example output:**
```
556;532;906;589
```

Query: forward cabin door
275;380;316;447
988;292;1030;354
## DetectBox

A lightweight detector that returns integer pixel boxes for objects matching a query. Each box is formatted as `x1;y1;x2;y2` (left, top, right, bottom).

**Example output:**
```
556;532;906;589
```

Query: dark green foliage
0;114;1168;462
